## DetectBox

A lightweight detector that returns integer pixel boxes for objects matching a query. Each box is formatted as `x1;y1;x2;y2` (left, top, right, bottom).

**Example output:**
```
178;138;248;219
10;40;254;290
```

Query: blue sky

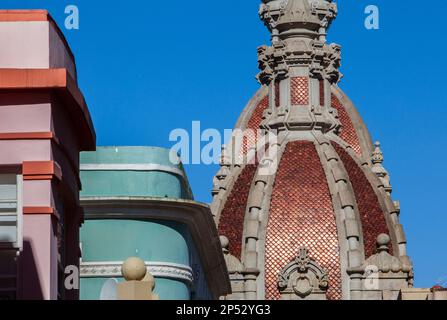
4;0;447;288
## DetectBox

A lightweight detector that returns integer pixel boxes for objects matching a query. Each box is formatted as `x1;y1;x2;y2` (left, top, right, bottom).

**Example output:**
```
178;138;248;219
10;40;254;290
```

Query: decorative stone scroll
277;247;328;300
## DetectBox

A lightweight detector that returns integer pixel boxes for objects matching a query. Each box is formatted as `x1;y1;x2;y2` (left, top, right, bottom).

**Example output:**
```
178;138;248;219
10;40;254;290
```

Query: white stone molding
80;261;193;285
80;163;185;178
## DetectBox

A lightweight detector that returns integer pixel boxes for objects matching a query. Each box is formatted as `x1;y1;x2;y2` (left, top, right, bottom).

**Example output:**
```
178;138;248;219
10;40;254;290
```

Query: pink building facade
0;10;95;300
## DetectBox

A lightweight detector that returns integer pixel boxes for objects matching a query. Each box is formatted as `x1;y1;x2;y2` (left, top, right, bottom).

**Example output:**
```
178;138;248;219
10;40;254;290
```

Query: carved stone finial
360;234;411;274
371;141;392;194
377;233;391;252
277;247;328;299
371;141;384;164
347;234;413;299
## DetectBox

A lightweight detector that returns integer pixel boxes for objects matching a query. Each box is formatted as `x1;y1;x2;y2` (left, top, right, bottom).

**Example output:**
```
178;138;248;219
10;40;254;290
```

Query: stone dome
212;0;412;300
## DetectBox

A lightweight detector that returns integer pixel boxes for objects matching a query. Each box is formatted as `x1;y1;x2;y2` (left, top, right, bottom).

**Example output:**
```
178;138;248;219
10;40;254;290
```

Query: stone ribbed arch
212;87;269;220
330;138;408;259
217;164;258;258
239;134;286;300
331;94;362;157
233;86;269;131
214;88;270;258
313;134;366;299
332;141;392;258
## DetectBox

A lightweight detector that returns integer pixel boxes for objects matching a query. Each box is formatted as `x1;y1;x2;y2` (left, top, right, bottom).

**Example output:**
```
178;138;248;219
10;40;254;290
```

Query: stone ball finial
220;235;229;249
377;234;391;251
122;257;147;281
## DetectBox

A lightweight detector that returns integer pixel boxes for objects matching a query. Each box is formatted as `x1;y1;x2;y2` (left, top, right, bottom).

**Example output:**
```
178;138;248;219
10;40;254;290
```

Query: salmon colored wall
0;10;95;300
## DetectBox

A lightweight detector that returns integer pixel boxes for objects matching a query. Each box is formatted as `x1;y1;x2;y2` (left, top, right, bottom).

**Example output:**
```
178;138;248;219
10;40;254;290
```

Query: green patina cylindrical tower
79;147;230;300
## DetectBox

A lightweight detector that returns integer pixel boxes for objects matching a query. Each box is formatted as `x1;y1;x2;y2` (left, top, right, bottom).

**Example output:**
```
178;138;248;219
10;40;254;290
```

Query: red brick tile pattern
241;95;269;156
248;95;269;130
265;141;342;300
291;77;309;105
331;95;362;156
218;164;258;259
332;142;392;258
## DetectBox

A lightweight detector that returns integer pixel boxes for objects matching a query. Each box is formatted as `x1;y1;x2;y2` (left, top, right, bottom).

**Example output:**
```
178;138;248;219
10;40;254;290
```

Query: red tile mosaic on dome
331;94;362;157
264;141;342;300
218;95;269;259
332;142;392;258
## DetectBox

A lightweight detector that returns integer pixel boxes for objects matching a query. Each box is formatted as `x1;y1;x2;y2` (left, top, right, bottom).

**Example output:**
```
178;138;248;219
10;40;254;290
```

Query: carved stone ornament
371;141;392;194
277;247;329;299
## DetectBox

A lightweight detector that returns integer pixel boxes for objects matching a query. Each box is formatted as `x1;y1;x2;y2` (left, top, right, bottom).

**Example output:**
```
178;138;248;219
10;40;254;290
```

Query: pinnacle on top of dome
277;0;320;29
260;0;338;42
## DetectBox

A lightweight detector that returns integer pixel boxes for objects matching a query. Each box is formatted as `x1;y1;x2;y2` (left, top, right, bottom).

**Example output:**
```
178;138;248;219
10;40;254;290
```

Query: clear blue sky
4;0;446;288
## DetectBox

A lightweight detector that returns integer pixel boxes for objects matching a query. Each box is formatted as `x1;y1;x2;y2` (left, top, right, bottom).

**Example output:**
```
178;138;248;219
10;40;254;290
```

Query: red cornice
0;132;54;140
0;68;96;151
0;132;82;187
0;68;68;89
0;10;49;22
23;206;60;221
22;161;62;181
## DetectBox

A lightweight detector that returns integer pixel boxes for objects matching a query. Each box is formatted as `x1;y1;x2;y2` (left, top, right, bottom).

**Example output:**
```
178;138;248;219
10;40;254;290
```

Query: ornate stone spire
260;0;337;41
257;0;342;133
